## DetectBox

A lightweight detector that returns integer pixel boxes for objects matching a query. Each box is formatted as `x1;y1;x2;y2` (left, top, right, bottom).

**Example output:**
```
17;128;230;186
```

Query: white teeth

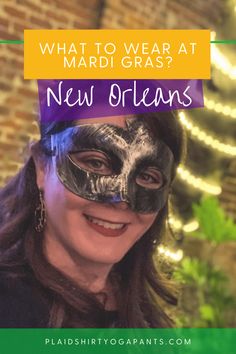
86;216;125;230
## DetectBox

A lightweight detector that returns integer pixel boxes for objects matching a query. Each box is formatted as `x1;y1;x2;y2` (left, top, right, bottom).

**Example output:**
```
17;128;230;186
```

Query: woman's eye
69;151;113;175
86;159;103;169
136;168;163;189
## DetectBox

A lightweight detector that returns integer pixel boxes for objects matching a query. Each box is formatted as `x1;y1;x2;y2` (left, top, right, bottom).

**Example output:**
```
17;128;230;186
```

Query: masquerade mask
49;119;174;213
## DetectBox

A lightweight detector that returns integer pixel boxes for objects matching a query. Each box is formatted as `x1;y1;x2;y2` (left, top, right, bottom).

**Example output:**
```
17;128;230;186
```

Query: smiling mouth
84;214;129;237
85;214;127;229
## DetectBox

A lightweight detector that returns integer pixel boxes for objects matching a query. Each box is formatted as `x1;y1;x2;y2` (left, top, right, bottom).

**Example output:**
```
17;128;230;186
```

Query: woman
0;111;184;328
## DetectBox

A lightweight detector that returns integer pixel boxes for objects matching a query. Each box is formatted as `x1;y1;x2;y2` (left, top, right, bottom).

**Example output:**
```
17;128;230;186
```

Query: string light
158;245;183;262
204;97;236;120
182;220;199;233
211;31;236;80
178;112;236;156
177;165;222;195
168;216;199;233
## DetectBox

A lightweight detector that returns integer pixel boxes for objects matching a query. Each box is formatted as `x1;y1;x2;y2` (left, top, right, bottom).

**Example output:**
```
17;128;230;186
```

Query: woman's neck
43;231;113;294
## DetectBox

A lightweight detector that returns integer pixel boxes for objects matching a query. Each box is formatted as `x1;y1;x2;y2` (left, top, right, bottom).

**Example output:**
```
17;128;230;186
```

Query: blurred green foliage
173;196;236;327
191;196;236;243
173;257;236;327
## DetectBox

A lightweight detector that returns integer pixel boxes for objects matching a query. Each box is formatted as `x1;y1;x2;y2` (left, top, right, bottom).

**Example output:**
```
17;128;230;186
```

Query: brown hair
0;112;185;328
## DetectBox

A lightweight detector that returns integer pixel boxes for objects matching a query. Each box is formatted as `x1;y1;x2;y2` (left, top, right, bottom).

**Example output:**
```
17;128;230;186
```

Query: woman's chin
79;251;125;266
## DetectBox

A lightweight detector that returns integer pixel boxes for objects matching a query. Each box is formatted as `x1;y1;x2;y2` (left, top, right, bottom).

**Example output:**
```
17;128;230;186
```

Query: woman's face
37;116;160;265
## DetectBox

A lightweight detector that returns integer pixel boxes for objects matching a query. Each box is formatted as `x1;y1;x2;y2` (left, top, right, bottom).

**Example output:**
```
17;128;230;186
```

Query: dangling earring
34;189;46;232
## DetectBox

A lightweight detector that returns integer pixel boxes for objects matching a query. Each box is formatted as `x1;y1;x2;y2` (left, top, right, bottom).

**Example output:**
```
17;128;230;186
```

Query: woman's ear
30;142;46;190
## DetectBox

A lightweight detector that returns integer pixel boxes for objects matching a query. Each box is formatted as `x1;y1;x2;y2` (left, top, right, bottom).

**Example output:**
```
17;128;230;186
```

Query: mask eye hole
136;167;164;189
69;150;113;176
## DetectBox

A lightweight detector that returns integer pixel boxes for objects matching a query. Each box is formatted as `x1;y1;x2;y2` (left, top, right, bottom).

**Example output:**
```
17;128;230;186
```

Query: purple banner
38;79;204;122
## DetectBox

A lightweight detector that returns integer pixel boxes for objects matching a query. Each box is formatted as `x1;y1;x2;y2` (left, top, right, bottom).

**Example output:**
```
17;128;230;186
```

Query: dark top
0;266;118;328
0;267;51;327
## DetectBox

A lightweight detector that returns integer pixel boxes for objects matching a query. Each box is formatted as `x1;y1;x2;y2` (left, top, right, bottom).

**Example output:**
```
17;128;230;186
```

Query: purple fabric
38;79;204;122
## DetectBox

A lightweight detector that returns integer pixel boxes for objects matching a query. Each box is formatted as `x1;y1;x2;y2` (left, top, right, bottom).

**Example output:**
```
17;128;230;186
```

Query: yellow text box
24;29;210;79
